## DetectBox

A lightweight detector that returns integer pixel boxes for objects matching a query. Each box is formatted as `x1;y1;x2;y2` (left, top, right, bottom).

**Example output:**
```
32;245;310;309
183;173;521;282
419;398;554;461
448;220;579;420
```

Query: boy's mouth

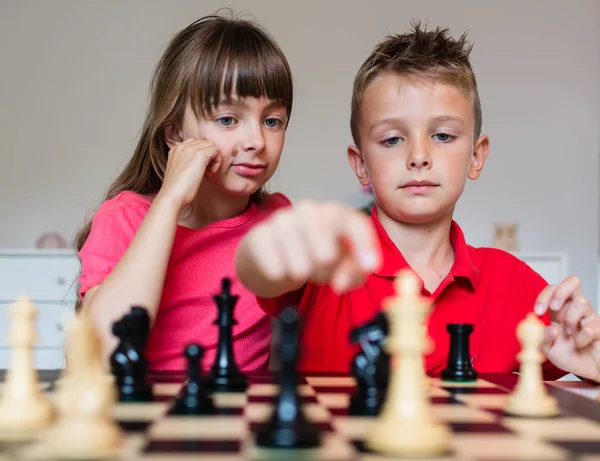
400;180;438;192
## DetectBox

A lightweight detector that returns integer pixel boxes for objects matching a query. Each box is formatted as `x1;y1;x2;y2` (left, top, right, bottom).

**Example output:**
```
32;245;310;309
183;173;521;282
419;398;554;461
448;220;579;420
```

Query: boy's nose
407;142;431;169
409;156;430;168
408;151;431;168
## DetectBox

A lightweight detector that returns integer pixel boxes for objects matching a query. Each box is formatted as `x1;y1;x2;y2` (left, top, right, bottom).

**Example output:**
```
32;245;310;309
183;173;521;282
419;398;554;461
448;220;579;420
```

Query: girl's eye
264;118;282;128
217;117;236;127
433;133;454;142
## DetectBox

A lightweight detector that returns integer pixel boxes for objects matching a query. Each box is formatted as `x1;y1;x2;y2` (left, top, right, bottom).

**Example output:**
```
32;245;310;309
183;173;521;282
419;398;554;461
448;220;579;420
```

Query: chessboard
2;370;600;460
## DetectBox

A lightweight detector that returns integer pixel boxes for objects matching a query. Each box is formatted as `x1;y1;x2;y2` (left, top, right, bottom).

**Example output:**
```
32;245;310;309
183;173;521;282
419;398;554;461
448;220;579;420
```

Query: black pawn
441;324;478;382
205;278;248;392
172;344;215;415
255;307;321;449
110;306;153;402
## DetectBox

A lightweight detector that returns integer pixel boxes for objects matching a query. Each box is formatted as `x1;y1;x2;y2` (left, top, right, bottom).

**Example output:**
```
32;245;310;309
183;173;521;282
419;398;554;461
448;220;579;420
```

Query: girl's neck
179;181;252;230
376;207;455;293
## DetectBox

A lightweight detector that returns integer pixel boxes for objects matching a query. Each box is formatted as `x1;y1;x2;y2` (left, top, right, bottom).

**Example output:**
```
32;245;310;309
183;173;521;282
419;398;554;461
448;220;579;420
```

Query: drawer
0;301;74;347
0;254;79;302
0;347;65;370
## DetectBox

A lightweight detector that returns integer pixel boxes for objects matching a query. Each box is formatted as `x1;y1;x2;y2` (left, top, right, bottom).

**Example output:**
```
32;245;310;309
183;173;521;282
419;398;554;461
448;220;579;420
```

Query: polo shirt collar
370;206;480;290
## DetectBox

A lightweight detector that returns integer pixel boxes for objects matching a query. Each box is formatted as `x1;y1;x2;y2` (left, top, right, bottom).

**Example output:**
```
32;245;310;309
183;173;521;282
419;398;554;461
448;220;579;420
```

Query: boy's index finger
535;284;557;316
334;211;381;272
549;276;582;312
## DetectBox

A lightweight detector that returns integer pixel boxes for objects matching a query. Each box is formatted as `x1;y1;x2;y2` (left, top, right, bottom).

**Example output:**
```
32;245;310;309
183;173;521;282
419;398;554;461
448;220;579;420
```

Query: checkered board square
2;371;600;460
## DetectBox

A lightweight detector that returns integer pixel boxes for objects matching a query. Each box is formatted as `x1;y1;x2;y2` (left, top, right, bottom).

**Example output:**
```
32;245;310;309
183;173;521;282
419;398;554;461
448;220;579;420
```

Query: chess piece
0;295;55;431
504;313;559;417
366;270;450;457
110;306;153;401
349;311;390;415
441;324;478;382
255;307;321;449
205;278;248;392
172;344;215;415
47;312;123;459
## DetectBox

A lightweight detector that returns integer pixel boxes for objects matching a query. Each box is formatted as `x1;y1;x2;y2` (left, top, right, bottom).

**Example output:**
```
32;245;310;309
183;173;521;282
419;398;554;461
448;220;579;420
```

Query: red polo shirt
259;210;565;380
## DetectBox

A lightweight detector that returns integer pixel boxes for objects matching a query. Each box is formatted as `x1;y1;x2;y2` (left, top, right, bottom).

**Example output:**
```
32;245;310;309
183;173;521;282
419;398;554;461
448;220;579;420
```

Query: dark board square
327;407;352;417
481;408;505;418
147;372;186;384
442;386;508;395
248;395;319;404
144;440;241;453
152;394;175;403
249;421;333;433
431;396;464;405
449;422;512;434
214;406;244;416
248;372;297;385
326;396;462;416
550;440;600;454
312;386;355;394
248;375;309;385
165;406;244;416
118;420;152;432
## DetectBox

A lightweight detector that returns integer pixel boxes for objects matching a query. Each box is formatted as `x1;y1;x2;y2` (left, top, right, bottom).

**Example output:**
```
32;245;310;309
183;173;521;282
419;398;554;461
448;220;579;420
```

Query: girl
75;12;293;372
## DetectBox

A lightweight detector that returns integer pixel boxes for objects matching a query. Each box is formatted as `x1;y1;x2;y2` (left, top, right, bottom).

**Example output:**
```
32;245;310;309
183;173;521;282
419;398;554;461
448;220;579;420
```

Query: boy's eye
264;118;282;128
217;117;236;127
383;136;401;146
433;133;454;142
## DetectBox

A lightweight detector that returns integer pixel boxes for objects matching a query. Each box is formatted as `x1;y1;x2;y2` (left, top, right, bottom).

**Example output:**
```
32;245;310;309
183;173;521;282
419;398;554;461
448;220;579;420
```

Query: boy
235;23;600;381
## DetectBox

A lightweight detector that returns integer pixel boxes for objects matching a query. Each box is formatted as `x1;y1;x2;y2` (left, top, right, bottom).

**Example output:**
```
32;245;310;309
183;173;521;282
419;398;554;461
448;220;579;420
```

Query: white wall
1;0;599;302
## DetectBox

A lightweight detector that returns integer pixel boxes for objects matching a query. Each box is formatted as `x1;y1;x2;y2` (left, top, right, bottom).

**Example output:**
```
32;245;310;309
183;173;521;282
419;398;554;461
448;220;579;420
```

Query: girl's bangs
190;32;293;117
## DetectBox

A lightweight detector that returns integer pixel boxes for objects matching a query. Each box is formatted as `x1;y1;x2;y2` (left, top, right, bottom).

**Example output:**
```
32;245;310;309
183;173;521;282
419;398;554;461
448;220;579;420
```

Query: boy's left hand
535;276;600;382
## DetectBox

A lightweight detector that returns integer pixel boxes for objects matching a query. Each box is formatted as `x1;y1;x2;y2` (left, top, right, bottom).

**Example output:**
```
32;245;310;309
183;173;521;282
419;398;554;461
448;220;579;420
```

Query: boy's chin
390;208;452;225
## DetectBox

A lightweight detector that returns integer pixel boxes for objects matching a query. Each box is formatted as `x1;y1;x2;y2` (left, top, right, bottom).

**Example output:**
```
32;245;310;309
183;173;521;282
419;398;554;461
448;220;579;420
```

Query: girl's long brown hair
73;11;293;310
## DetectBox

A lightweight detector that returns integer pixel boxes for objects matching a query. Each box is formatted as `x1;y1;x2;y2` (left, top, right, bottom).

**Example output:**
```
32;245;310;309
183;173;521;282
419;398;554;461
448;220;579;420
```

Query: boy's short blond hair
350;22;482;146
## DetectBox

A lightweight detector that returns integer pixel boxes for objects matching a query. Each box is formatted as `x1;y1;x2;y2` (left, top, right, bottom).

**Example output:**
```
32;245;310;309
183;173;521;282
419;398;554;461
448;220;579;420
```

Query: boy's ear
468;135;490;180
164;125;182;150
347;144;371;187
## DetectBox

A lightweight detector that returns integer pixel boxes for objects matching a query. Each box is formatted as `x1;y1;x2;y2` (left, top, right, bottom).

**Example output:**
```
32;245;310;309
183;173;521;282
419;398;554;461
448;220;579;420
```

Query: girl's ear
164;125;182;150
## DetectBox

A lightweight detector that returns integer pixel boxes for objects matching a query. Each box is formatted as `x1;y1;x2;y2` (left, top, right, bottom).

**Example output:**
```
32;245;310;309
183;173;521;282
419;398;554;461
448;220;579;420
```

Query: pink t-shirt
78;190;291;371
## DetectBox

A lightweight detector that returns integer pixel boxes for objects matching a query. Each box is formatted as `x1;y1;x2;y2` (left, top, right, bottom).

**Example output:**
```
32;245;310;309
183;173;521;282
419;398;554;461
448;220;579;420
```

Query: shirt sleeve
78;200;148;297
252;192;297;315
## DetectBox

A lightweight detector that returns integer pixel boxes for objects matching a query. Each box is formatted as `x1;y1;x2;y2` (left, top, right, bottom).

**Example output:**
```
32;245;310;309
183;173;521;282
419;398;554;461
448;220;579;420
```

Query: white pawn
0;295;55;431
504;313;559;417
46;311;122;460
366;269;450;457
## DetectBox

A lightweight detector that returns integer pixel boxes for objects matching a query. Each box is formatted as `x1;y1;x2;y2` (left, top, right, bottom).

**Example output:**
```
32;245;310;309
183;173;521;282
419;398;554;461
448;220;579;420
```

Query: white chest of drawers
513;251;569;287
0;249;79;369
